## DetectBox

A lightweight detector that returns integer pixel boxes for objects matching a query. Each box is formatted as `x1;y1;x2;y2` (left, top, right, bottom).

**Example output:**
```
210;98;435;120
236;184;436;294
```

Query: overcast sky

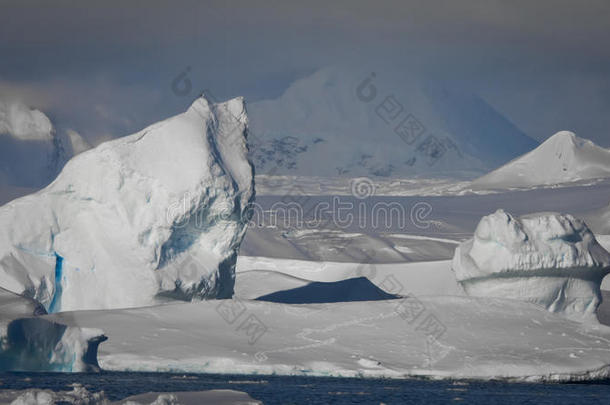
1;0;610;146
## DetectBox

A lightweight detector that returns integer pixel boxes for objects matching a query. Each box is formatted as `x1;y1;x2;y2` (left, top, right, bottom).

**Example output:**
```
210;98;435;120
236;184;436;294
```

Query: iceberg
0;95;254;311
0;287;106;372
452;209;610;320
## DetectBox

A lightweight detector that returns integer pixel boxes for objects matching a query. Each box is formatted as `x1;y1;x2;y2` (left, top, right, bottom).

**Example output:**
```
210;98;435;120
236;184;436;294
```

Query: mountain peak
188;95;246;123
546;130;577;144
473;131;610;188
187;95;212;117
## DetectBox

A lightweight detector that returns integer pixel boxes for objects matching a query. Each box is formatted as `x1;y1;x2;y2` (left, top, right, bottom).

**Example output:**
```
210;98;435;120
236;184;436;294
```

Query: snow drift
452;209;610;320
472;131;610;189
0;95;254;311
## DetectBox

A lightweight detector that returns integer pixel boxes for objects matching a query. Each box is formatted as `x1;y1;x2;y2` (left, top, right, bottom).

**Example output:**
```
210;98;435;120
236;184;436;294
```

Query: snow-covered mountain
247;66;538;178
0;100;63;189
0;100;90;197
0;96;254;311
473;131;610;188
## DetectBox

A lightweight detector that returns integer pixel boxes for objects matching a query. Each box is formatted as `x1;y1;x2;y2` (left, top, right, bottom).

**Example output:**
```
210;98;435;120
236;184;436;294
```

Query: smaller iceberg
452;209;610;321
0;287;106;372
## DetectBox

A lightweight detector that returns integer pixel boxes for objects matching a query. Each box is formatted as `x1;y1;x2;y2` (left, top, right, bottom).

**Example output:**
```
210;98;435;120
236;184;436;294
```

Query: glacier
0;95;254;311
452;209;610;320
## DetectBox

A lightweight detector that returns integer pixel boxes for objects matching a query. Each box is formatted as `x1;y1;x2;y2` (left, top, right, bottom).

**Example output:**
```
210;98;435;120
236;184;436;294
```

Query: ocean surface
1;372;610;404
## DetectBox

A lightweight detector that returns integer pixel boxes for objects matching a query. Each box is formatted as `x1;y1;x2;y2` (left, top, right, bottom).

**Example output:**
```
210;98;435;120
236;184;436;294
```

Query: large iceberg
0;95;254;311
452;209;610;320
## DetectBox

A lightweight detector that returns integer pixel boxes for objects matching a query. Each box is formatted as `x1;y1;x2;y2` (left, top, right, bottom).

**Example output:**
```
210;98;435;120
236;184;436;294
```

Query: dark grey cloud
0;0;609;145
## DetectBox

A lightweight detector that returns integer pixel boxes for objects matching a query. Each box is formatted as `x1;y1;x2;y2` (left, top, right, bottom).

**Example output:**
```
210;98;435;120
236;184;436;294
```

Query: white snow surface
473;131;610;189
452;209;610;320
47;295;610;382
0;95;254;311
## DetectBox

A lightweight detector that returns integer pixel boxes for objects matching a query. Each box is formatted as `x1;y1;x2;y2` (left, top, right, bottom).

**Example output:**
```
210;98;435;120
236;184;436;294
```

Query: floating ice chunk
452;209;610;320
7;386;261;404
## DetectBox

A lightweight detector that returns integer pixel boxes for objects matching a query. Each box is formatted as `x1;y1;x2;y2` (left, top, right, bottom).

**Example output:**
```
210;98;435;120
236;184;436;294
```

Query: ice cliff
452;209;610;320
0;95;254;311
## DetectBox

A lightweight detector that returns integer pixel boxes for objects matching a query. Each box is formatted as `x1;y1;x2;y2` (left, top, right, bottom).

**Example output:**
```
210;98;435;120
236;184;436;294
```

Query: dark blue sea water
1;372;610;404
